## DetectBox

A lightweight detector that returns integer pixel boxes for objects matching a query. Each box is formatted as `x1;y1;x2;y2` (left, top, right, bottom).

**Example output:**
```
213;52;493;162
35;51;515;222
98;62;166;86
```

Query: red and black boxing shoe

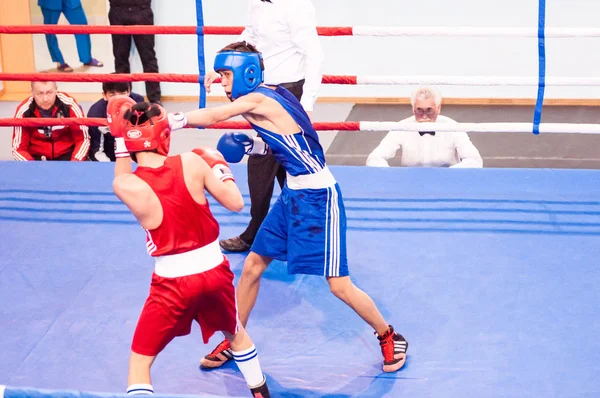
377;325;408;372
200;338;233;369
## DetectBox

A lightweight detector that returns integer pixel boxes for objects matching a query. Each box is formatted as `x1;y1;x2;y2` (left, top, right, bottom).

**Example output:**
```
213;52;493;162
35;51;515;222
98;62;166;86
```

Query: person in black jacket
108;0;161;104
87;81;144;161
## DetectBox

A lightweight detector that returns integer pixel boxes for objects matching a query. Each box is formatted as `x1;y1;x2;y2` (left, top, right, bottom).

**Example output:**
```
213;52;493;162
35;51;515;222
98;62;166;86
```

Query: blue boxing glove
217;132;269;163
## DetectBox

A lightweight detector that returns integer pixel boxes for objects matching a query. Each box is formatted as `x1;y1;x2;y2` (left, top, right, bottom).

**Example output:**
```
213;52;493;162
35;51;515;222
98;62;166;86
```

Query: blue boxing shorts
251;183;349;277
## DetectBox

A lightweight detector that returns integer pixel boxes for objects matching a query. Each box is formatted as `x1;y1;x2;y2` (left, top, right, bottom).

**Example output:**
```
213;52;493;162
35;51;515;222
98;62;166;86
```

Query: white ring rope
351;27;600;38
358;122;600;134
356;76;600;86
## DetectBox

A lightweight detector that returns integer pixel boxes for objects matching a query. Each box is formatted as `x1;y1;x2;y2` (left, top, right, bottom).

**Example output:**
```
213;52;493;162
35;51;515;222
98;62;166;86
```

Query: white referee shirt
366;115;484;168
239;0;324;111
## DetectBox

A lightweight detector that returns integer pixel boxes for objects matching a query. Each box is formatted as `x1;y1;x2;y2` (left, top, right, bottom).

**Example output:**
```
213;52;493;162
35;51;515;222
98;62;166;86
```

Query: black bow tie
419;131;436;136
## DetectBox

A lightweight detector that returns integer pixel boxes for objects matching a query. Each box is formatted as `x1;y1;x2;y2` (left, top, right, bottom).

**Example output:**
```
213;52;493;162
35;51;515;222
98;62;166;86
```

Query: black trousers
239;79;305;244
108;6;162;103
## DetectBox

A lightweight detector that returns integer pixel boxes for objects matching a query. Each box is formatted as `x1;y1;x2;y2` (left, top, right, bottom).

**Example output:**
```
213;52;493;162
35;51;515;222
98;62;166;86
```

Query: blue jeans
41;6;92;64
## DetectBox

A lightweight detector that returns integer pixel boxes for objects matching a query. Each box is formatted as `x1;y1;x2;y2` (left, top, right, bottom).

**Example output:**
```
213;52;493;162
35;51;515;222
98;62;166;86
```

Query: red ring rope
0;118;359;131
0;73;358;85
0;25;353;36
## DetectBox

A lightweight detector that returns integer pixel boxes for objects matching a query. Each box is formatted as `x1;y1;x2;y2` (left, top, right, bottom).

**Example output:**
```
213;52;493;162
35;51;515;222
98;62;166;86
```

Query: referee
205;0;324;253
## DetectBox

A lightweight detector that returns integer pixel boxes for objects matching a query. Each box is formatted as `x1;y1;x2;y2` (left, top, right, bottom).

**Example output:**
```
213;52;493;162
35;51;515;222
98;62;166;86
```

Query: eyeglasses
415;107;436;116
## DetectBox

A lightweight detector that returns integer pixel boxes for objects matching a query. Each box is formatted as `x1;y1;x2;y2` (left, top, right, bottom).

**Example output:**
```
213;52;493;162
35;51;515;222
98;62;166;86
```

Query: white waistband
154;240;224;278
286;166;337;190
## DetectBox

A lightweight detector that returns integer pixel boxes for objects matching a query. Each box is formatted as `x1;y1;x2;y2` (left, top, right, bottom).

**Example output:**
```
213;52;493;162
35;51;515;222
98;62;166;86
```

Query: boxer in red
107;96;270;398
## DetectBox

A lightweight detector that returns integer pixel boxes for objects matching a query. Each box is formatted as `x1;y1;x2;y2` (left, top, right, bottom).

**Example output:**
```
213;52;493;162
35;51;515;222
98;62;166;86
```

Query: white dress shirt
239;0;324;111
366;115;483;168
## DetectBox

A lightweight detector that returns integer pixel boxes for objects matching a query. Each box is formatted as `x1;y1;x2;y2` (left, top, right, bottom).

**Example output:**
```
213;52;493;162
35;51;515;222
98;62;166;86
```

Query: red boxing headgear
122;103;171;156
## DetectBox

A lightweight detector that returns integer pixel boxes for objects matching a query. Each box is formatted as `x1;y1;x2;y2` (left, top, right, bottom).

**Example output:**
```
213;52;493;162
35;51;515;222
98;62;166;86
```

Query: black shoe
219;236;251;252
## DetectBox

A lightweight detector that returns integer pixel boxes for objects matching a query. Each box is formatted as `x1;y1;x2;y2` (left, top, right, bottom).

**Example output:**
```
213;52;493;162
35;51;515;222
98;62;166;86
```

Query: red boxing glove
193;147;235;182
107;95;136;158
107;95;136;138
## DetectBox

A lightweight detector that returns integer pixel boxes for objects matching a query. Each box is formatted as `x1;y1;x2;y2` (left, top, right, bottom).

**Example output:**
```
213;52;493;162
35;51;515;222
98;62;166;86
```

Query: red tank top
133;155;220;256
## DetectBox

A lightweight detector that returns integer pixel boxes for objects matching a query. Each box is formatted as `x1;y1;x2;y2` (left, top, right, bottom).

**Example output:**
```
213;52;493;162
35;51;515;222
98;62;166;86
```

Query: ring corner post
533;0;547;135
196;0;206;111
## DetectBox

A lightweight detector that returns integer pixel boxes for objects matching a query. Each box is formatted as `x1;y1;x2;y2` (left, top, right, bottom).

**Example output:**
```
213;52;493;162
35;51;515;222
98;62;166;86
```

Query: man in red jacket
12;81;90;161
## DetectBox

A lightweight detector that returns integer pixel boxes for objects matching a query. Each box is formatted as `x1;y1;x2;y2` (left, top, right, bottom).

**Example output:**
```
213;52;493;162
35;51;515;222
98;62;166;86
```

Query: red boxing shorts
131;260;238;356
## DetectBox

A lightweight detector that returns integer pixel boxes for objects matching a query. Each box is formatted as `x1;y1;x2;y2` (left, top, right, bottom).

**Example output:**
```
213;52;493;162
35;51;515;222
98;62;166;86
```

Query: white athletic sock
127;383;154;395
232;345;264;387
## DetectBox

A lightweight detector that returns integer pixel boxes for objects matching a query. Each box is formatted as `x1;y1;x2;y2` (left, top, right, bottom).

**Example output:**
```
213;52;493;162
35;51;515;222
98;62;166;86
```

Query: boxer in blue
166;41;408;373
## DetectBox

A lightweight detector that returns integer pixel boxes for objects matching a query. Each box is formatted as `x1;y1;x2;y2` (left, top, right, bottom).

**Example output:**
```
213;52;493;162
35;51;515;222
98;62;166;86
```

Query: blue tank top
249;86;326;177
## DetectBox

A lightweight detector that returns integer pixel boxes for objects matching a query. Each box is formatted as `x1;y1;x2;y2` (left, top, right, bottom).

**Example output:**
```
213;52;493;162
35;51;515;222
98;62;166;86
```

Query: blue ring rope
533;0;547;135
196;0;206;109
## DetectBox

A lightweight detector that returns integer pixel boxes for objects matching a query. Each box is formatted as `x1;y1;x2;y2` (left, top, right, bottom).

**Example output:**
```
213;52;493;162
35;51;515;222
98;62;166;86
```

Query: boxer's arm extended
182;94;262;128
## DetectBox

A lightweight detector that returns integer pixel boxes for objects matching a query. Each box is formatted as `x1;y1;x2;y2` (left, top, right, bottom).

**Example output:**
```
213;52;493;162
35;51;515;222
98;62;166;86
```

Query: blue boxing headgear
214;51;264;100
